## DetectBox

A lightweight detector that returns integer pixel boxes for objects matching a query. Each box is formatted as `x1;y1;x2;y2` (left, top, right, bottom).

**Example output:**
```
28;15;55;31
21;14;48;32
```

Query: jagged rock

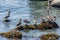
38;21;59;30
15;21;59;30
0;30;22;39
15;25;37;30
51;0;60;7
41;33;59;40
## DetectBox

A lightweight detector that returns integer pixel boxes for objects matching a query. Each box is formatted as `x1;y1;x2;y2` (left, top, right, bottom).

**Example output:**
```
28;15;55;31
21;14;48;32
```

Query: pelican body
4;11;10;19
16;19;22;26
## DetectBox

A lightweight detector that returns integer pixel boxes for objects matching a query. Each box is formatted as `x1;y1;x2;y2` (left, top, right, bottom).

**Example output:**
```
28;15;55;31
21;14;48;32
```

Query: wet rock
41;33;59;40
38;21;59;30
15;25;37;30
51;0;60;7
15;21;59;30
0;30;22;39
3;19;10;22
28;25;37;29
23;29;29;32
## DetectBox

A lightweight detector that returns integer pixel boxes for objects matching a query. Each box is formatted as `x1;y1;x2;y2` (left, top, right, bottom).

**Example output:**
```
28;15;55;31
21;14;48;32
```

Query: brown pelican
23;19;30;24
16;19;22;26
33;19;37;26
3;11;10;22
40;16;45;22
23;19;30;26
4;11;10;19
46;15;51;21
53;16;56;21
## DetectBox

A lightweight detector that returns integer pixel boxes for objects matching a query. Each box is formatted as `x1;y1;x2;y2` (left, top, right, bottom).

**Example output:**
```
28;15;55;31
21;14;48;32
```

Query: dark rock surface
0;30;22;39
41;33;59;40
15;21;59;30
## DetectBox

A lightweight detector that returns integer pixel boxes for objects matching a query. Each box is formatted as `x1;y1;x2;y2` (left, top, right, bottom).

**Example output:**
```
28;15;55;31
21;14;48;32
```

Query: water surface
0;0;60;40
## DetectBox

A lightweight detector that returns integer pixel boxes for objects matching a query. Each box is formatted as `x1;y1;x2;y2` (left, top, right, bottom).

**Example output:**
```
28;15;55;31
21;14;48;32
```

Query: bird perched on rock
33;19;37;26
53;16;56;21
16;19;22;26
4;11;10;19
23;19;30;27
23;19;30;24
46;15;51;21
40;16;46;22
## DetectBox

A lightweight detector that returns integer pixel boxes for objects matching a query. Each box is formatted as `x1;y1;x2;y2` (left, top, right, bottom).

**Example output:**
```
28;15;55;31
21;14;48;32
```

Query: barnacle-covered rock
15;21;59;30
41;33;59;40
0;30;22;39
38;21;59;30
28;25;37;29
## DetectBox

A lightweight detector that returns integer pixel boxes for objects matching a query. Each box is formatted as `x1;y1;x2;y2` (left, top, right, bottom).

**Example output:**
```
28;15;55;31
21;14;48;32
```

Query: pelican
33;19;36;24
46;15;51;21
33;19;37;26
4;11;10;19
23;19;30;24
16;19;22;26
23;19;30;27
3;11;10;22
52;16;56;21
40;16;45;22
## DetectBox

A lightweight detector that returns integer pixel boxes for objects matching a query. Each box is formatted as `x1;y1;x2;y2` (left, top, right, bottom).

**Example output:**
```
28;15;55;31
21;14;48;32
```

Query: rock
15;25;38;30
15;21;59;30
0;30;22;39
41;33;59;40
3;19;10;22
51;0;60;7
28;25;37;29
37;21;59;30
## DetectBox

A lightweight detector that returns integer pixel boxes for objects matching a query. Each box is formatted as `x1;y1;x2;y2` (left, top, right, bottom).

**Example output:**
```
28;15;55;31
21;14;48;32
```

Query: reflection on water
0;0;60;40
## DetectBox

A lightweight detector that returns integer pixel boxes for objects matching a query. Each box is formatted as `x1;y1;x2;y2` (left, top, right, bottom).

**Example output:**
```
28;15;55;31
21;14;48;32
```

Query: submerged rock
0;30;22;39
41;33;59;40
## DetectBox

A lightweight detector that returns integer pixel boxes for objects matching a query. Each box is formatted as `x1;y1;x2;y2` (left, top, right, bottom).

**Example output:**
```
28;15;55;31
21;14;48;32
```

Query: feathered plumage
23;19;30;24
16;19;22;26
4;11;10;19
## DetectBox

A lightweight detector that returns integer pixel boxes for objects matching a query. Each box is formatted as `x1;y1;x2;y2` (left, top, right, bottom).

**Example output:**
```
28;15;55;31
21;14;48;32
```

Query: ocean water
0;0;60;40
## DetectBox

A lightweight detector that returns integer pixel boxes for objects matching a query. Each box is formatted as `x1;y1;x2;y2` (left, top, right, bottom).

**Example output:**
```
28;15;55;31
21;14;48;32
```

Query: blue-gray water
0;0;60;40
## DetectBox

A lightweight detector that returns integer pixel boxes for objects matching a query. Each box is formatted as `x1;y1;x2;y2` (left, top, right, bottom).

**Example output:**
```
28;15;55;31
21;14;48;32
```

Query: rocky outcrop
51;0;60;7
38;21;59;30
41;33;59;40
0;30;22;39
15;21;59;30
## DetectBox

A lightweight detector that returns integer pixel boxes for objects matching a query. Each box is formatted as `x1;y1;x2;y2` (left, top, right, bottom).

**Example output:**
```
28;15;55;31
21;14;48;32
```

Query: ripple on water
0;0;60;40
